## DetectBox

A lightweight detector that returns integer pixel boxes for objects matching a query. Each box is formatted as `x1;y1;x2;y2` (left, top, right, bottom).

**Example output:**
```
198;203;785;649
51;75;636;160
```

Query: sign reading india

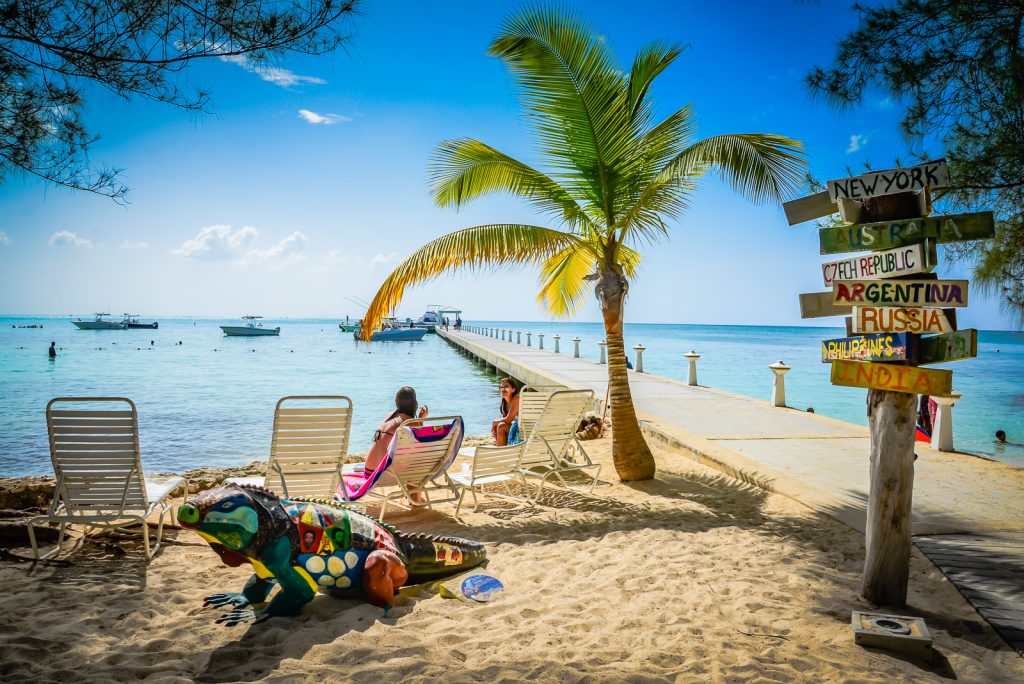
852;307;954;334
830;360;953;397
821;241;935;287
833;279;968;307
827;159;949;202
821;333;912;363
818;211;994;255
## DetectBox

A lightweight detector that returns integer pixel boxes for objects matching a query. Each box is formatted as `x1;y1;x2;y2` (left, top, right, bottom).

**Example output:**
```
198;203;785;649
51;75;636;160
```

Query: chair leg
141;515;152;561
588;465;602;493
454;486;466;517
470;486;480;512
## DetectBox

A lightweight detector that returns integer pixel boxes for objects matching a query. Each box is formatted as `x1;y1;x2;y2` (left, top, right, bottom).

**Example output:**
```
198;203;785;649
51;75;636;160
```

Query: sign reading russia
833;279;968;308
821;333;912;363
830;360;953;396
818;211;994;255
852;307;954;334
827;159;949;202
821;242;935;288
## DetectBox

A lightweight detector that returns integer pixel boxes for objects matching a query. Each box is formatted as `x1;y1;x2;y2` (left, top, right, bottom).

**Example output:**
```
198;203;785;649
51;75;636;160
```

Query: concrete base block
852;611;932;660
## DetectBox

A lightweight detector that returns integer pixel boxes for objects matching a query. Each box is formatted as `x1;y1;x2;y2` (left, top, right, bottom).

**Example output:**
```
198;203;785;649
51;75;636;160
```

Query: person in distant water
491;377;522;446
365;387;428;472
806;407;814;413
996;430;1007;443
48;341;56;359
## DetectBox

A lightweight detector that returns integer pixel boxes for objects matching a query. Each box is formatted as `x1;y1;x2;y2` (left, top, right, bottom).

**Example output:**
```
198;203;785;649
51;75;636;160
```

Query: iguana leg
217;537;315;625
204;573;277;609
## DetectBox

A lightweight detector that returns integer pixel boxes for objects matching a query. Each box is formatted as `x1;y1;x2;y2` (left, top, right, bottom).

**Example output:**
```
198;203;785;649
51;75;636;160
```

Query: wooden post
863;388;917;605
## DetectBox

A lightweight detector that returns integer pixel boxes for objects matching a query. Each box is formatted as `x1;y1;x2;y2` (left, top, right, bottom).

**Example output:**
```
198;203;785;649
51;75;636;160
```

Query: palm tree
362;6;806;481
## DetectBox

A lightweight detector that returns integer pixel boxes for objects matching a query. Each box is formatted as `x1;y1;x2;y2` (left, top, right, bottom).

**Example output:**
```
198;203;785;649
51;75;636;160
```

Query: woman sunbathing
366;386;428;471
491;377;522;446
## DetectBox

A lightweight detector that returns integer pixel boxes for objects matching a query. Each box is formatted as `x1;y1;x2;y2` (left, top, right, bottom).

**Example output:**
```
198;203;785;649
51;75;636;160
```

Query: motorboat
122;314;158;329
412;305;462;332
73;313;126;330
339;321;360;332
220;315;280;336
354;318;426;341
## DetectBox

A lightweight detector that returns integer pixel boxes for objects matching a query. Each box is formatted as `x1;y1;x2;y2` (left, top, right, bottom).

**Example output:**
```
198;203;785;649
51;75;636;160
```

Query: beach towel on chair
339;451;394;501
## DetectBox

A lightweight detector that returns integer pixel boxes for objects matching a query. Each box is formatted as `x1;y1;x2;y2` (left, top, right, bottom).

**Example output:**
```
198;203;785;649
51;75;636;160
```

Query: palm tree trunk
599;267;655;481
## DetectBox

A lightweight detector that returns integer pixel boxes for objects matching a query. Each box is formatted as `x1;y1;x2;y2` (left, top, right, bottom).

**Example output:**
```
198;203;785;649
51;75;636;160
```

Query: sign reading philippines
820;242;935;288
833;279;968;307
821;333;912;363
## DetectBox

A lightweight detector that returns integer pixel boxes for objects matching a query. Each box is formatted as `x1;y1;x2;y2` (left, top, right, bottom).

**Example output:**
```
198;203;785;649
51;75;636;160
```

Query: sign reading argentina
833;279;968;308
827;159;949;202
821;241;935;288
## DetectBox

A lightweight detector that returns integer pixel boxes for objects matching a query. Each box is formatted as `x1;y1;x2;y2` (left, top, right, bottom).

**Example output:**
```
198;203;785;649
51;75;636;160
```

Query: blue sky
0;1;1014;329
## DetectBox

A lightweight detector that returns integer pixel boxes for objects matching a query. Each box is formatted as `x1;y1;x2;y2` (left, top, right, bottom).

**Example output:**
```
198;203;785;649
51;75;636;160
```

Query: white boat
412;305;462;332
121;313;158;329
220;315;280;337
73;313;126;330
355;318;427;341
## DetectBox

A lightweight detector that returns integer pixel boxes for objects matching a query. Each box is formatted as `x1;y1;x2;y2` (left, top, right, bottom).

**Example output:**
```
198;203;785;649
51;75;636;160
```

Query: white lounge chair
516;384;564;438
351;416;463;521
226;396;352;500
27;397;185;561
453;389;600;507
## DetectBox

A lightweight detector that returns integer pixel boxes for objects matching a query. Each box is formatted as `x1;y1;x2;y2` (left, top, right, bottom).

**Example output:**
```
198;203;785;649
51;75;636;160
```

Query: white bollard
573;337;581;358
538;333;544;349
554;335;561;353
684;350;700;386
931;392;962;452
500;329;505;341
768;360;790;407
526;332;532;346
516;331;521;344
598;340;607;364
633;344;646;373
508;328;513;342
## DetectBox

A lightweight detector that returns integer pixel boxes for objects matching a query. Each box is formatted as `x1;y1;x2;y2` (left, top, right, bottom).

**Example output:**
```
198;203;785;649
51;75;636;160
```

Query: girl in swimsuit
365;386;429;471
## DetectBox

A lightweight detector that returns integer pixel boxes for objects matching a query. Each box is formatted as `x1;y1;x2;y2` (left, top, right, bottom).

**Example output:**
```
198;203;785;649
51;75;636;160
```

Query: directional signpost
788;160;990;606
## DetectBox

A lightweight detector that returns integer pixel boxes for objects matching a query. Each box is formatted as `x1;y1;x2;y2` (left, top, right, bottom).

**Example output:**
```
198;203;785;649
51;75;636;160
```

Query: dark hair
996;430;1007;442
390;386;418;421
499;377;522;416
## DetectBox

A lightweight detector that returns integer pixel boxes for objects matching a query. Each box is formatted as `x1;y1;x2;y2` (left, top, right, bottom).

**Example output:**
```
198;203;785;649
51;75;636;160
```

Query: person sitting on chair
491;377;522;446
366;387;428;472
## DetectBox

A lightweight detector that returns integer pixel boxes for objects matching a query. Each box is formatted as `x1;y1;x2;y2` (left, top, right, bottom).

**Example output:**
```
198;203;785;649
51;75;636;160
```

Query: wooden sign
918;329;978;365
819;211;995;255
827;159;949;202
831;360;953;397
799;292;852;318
783;191;837;226
833;279;968;308
852;306;955;334
821;333;913;363
821;241;936;287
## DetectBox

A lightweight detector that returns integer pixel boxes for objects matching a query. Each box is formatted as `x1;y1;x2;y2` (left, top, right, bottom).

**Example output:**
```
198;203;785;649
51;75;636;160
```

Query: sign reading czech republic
821;332;912;364
821;241;936;287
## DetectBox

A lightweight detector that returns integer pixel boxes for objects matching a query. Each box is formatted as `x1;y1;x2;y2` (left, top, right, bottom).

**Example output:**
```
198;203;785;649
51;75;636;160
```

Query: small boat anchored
122;314;158;329
412;305;462;333
220;315;280;337
354;318;427;341
73;313;125;330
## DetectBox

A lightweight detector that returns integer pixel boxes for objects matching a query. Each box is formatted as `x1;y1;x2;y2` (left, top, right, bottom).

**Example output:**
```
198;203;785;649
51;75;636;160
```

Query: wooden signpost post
787;160;991;606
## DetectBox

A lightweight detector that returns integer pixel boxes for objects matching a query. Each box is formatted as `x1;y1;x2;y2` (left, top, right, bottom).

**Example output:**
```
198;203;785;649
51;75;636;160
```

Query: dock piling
768;360;790;407
930;392;961;452
684;350;700;386
598;340;607;364
633;344;646;373
538;333;544;349
554;335;561;353
573;337;581;358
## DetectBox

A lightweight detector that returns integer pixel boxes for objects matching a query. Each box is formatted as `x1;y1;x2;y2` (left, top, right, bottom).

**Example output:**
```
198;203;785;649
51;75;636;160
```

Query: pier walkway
438;327;1024;653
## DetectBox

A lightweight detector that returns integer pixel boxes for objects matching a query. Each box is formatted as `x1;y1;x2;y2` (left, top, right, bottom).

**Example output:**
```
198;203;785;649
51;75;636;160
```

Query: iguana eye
220;501;234;511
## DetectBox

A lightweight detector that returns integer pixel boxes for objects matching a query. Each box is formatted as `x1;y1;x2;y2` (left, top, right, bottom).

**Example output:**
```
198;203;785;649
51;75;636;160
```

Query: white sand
1;436;1022;683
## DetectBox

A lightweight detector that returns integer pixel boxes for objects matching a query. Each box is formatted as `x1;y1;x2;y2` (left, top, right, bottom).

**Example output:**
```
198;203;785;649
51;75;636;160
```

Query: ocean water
1;317;1021;477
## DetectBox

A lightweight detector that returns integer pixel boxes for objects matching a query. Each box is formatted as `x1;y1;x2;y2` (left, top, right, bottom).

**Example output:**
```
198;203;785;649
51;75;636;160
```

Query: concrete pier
439;327;1024;652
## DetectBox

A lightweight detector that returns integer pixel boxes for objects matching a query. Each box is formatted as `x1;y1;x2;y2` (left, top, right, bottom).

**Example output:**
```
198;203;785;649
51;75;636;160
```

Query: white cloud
847;134;865;154
298;109;352;125
0;229;9;246
242;231;308;268
325;249;347;269
48;230;92;248
119;240;148;250
219;54;325;87
173;224;258;259
369;252;398;269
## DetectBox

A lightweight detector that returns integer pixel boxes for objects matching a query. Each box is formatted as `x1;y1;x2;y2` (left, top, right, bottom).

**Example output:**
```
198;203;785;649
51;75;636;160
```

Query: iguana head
178;484;263;552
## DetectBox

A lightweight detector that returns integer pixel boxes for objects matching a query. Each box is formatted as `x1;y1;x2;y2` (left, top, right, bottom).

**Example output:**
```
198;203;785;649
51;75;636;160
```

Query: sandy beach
1;434;1021;683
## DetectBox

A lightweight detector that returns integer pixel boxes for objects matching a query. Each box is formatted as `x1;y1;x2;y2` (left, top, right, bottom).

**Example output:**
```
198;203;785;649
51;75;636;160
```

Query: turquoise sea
1;316;1021;477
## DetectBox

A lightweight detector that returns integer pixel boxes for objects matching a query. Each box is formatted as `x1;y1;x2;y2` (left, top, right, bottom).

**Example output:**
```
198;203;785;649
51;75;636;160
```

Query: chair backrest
269;395;353;498
387;416;464;485
517;385;565;438
518;390;593;468
46;397;147;512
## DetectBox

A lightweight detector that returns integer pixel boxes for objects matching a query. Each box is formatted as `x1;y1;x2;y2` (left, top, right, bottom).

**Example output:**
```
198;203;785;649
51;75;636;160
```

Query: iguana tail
392;530;487;584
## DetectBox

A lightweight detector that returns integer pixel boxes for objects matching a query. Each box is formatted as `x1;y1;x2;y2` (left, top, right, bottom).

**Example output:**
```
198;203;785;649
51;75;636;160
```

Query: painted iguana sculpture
177;483;486;624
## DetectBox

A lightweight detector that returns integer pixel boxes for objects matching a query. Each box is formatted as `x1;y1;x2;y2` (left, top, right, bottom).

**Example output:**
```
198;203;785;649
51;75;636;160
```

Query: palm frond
663;133;806;204
361;224;582;339
626;41;685;123
537;244;598;317
430;138;596;231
